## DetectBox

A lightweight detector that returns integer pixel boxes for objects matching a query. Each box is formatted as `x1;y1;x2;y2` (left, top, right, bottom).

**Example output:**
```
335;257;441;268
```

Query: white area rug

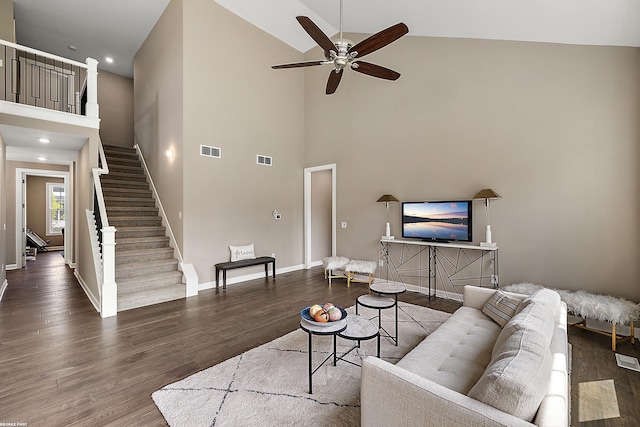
152;302;451;426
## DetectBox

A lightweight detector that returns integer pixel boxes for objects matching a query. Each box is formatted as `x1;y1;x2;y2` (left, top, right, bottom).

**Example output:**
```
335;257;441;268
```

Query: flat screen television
402;201;472;242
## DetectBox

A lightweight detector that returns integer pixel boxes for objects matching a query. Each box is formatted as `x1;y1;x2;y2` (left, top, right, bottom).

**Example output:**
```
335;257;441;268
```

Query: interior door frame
15;168;72;269
303;164;336;269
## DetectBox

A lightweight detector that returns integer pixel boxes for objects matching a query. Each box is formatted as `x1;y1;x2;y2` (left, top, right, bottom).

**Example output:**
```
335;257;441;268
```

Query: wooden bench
215;256;276;290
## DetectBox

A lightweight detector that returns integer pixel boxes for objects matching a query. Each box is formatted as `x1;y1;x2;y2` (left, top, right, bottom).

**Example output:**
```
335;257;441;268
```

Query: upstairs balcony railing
0;39;98;119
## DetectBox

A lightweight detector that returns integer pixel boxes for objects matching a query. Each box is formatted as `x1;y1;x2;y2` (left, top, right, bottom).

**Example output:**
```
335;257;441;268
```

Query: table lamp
473;189;501;248
377;194;399;239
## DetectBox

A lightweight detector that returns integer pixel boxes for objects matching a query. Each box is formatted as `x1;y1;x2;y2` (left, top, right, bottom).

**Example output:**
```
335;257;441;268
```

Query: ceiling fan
271;0;409;95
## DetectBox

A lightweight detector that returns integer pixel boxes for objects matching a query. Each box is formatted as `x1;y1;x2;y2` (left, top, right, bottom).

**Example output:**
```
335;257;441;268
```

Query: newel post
85;57;100;119
101;226;117;317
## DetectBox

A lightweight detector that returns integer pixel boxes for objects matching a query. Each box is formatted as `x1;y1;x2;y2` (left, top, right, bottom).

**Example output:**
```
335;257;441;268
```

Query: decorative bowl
300;306;347;326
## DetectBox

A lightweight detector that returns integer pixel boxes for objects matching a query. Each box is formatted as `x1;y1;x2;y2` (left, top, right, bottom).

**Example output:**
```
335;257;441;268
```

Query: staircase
100;144;184;311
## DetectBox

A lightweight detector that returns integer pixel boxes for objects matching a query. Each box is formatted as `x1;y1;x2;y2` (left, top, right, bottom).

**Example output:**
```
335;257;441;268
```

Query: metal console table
379;239;499;300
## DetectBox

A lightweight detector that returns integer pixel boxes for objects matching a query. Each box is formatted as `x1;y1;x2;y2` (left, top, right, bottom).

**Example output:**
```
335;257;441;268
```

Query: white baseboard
74;270;100;314
6;264;18;271
0;279;7;302
199;263;305;291
310;260;323;268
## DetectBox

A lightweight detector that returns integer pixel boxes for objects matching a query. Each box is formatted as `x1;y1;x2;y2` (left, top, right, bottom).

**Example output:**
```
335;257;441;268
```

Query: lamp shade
376;194;399;203
473;189;501;200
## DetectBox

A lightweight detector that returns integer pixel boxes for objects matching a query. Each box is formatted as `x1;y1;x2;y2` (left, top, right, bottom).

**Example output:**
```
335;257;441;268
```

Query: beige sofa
361;285;569;427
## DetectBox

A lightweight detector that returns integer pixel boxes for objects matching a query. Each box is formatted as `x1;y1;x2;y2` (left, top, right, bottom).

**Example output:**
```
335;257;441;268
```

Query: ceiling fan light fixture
271;2;408;95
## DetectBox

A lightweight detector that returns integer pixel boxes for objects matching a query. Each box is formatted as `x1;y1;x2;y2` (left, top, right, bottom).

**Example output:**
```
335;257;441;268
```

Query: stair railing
0;39;98;119
90;141;117;317
134;144;198;296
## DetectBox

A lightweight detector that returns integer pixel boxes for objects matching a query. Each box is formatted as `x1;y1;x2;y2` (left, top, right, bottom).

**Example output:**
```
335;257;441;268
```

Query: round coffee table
336;314;380;366
300;318;347;394
363;281;407;346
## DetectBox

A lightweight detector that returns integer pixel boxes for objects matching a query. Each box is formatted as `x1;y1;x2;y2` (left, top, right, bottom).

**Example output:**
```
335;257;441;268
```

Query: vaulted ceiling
13;0;640;78
6;0;640;163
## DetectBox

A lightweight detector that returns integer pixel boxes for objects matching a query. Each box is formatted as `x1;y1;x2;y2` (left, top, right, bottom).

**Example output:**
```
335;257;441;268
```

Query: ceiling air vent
257;154;272;166
200;145;221;158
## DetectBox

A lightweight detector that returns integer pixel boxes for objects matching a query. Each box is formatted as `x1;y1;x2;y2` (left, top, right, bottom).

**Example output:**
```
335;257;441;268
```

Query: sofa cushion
492;289;559;360
468;326;553;422
396;306;501;394
482;290;522;327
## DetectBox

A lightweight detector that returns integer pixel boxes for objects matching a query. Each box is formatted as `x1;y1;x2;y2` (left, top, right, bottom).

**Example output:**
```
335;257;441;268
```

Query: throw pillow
482;290;521;327
229;243;256;262
468;327;552;422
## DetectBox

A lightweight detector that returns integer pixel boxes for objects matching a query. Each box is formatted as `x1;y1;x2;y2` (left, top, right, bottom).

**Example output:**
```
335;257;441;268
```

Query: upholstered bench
323;256;350;284
504;283;639;351
345;260;377;287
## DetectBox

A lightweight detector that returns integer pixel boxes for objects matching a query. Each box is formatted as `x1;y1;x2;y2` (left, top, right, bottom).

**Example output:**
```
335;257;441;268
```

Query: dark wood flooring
0;252;638;426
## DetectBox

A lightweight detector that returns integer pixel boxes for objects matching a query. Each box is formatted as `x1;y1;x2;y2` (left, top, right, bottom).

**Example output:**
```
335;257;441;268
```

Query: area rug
152;302;451;426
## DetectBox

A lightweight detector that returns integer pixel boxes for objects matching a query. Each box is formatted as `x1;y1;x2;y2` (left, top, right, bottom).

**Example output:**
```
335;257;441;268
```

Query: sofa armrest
463;285;527;310
361;357;533;427
463;285;499;310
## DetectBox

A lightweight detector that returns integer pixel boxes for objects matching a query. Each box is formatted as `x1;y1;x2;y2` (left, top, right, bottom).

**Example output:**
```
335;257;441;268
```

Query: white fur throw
345;260;377;274
323;256;350;271
503;282;640;325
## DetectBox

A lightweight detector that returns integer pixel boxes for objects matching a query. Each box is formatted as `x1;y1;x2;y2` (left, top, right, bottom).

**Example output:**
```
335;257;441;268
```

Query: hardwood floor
0;252;638;426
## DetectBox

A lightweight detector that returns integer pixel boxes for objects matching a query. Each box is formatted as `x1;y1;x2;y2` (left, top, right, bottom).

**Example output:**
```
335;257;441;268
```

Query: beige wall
26;176;64;247
74;136;101;303
0;0;14;42
182;0;305;283
98;70;134;147
304;36;640;301
134;0;184;252
135;0;305;284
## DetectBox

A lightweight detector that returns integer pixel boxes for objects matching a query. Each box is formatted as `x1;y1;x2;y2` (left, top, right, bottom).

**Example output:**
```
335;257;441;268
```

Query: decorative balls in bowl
301;303;347;325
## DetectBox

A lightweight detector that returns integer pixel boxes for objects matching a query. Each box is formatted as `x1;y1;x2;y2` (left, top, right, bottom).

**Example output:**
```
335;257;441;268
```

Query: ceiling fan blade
352;61;401;80
349;23;408;58
326;69;343;95
272;60;327;69
296;16;336;56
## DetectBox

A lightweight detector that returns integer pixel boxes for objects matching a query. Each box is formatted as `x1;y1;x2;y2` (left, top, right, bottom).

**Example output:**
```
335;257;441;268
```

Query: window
47;182;65;235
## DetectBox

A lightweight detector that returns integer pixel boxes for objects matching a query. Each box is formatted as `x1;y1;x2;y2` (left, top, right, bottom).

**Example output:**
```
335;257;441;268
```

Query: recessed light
38;138;50;143
68;45;77;51
37;157;48;161
105;57;114;64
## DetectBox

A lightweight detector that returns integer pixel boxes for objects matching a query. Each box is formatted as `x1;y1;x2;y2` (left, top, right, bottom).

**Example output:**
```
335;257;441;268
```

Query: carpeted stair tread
116;259;179;279
115;226;167;238
104;197;156;208
115;237;171;251
116;247;175;264
101;179;149;189
108;217;163;226
103;171;147;182
117;285;185;312
106;206;159;216
102;187;153;197
117;271;183;288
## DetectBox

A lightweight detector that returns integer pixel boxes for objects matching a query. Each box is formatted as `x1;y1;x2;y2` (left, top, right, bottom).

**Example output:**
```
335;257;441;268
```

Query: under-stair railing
89;142;117;317
0;39;98;118
134;144;198;296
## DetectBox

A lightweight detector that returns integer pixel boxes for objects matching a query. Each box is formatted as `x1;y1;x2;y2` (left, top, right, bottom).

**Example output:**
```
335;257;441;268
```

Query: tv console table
379;239;498;301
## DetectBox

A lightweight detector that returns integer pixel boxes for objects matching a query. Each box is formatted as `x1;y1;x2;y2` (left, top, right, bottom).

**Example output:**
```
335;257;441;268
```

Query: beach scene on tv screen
403;202;469;240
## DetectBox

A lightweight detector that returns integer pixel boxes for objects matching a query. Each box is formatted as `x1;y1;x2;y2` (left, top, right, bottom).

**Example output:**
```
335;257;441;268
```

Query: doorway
15;168;72;269
303;164;336;269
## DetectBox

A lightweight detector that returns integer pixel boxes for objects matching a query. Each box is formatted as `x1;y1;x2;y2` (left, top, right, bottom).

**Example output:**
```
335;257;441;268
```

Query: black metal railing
94;190;104;253
1;41;87;115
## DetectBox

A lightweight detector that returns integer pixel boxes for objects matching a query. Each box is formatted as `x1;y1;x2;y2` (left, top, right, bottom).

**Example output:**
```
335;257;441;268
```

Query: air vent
257;155;272;166
200;145;221;158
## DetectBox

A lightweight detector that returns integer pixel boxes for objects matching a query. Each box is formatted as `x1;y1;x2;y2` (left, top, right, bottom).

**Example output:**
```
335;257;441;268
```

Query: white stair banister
85;58;99;119
100;226;117;317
